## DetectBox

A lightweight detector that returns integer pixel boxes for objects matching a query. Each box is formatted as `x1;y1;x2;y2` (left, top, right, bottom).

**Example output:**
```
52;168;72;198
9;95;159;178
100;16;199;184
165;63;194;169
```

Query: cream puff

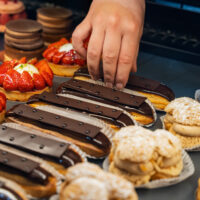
164;97;200;149
61;163;138;200
109;126;183;186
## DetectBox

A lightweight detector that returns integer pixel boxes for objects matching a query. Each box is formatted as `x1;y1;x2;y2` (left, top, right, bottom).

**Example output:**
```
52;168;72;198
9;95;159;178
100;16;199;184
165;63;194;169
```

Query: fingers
115;32;139;89
72;20;91;58
131;44;139;73
102;29;121;88
87;27;105;80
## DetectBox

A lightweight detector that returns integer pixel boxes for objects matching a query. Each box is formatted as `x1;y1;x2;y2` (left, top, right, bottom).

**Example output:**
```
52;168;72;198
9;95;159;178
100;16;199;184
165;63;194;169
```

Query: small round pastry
110;134;156;186
60;177;109;200
164;97;200;149
0;92;6;122
0;0;27;32
152;129;183;179
43;38;86;77
109;126;153;162
62;163;138;200
109;126;183;186
0;57;53;101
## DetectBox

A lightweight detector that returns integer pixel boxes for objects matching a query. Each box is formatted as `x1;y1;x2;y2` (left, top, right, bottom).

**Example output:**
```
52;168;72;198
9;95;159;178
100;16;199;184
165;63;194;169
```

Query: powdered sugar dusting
165;97;200;126
116;136;155;162
154;129;182;157
64;163;137;199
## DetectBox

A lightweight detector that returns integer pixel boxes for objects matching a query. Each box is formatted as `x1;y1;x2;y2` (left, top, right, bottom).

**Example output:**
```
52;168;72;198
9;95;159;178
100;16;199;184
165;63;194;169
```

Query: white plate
103;150;194;189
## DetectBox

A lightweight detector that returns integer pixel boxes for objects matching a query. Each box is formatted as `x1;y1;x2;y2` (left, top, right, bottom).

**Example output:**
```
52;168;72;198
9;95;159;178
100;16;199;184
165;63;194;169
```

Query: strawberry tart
0;57;53;101
0;0;26;32
0;92;6;122
43;38;86;77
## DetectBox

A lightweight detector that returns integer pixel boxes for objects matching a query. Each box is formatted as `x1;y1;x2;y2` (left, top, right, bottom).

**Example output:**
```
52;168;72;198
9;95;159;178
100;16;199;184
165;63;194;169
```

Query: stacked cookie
37;7;73;45
4;19;45;61
0;0;26;32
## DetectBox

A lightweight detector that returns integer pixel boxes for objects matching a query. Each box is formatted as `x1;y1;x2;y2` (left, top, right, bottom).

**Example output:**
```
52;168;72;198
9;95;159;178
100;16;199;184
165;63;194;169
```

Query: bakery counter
1;29;200;199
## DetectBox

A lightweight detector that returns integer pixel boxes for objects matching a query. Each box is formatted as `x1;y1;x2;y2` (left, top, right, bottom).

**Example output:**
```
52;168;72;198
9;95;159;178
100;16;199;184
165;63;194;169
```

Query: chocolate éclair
57;79;157;127
28;91;137;131
74;67;175;111
6;104;114;158
0;123;86;175
0;143;62;198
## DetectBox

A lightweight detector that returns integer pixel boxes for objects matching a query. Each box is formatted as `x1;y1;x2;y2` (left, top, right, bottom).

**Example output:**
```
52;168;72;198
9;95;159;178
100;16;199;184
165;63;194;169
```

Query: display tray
2;75;198;200
1;48;200;200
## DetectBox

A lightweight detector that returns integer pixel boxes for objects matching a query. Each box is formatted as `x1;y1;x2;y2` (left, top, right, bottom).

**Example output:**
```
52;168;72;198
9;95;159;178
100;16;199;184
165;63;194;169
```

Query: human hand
72;0;145;89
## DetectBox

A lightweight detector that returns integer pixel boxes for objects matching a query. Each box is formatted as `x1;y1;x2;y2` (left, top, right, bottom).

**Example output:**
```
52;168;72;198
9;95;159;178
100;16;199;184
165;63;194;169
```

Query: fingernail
116;83;124;90
105;82;113;88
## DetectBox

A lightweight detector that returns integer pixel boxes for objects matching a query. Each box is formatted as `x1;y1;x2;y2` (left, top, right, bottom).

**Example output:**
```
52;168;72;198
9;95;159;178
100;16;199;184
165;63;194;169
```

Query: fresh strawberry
0;92;6;110
36;60;53;87
36;59;53;79
49;38;68;49
18;57;27;64
61;50;76;65
43;46;56;58
12;13;21;20
33;73;46;90
74;54;86;66
0;62;13;85
62;54;74;65
40;71;52;87
28;58;38;65
3;69;20;91
0;104;3;113
18;71;34;92
45;48;58;62
0;13;11;25
52;51;65;64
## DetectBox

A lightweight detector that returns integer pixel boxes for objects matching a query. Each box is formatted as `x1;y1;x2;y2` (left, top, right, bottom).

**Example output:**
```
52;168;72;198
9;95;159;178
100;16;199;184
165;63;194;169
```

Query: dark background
21;0;200;65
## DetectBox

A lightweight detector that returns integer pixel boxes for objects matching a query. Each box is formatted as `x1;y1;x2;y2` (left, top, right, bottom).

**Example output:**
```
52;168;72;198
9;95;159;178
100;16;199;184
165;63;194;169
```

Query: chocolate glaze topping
7;105;111;154
57;80;153;116
0;148;49;184
74;67;175;101
12;104;100;138
61;79;146;108
0;124;82;168
28;92;135;127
